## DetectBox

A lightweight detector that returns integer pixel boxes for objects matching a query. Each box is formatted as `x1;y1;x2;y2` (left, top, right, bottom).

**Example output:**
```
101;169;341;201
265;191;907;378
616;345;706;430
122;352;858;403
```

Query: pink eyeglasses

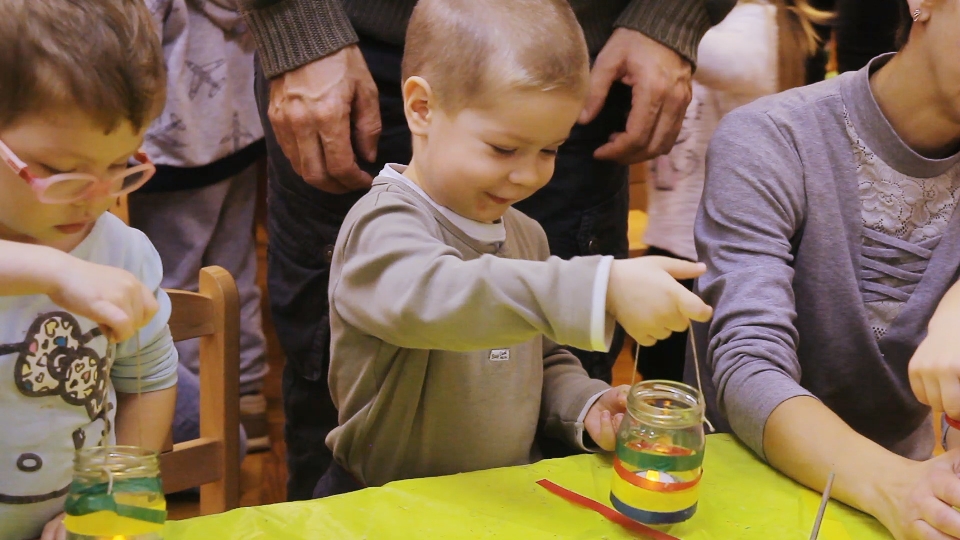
0;138;156;204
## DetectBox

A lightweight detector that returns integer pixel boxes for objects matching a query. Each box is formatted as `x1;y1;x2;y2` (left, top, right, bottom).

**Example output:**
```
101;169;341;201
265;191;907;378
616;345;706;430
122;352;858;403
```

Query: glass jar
609;380;706;525
63;446;167;540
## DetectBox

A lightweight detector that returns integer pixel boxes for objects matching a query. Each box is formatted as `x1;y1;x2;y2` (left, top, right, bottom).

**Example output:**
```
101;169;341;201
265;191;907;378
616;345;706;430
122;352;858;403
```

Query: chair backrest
159;266;241;515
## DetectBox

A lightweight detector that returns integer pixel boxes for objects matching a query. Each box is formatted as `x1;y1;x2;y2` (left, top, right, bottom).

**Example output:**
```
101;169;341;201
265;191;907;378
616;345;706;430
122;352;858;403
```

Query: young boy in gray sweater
322;0;713;496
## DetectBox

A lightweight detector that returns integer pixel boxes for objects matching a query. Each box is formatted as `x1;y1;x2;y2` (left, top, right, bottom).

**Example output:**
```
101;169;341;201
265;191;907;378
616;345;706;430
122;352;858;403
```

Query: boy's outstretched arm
333;194;710;353
0;240;158;342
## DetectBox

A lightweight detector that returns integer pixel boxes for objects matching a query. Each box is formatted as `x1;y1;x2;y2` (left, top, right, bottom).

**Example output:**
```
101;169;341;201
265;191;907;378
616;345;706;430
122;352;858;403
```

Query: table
164;434;893;539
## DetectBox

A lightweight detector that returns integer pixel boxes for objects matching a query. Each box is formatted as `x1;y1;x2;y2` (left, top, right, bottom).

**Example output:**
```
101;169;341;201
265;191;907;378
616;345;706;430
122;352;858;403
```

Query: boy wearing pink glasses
0;1;178;538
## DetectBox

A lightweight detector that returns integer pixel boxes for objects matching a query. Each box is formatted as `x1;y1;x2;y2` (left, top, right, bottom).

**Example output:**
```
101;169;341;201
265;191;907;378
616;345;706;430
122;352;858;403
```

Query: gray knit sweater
690;55;960;463
239;0;736;78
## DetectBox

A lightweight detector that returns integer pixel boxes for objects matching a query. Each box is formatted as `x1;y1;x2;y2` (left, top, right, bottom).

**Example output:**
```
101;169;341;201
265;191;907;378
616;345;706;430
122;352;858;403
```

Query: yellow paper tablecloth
164;434;892;539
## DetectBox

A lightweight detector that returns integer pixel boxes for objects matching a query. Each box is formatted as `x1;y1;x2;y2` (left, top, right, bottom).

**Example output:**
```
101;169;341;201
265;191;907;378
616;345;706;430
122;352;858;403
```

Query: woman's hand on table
870;451;960;540
585;385;629;451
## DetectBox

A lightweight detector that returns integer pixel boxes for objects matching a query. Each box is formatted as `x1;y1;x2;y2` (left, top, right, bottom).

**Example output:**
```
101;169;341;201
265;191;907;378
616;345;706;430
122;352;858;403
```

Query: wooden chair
159;266;241;515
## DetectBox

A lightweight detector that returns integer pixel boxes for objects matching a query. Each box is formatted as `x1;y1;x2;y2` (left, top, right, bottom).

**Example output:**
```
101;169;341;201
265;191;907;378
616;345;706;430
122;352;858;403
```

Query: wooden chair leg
198;266;240;515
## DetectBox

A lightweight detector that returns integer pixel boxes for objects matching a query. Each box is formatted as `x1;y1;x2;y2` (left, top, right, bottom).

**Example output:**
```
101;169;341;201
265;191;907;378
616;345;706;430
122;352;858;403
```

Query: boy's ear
403;76;434;136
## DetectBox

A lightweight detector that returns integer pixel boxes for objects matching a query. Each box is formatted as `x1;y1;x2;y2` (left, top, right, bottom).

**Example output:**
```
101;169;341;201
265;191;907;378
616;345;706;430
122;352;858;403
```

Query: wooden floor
168;223;641;520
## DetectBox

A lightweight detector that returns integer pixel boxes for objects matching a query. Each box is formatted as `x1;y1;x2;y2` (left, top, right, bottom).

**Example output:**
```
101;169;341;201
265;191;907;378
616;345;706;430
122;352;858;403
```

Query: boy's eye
489;145;517;156
541;148;560;156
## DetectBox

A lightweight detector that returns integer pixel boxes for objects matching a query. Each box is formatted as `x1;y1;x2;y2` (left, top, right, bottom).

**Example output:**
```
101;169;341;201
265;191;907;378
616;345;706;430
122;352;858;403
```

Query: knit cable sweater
239;0;736;78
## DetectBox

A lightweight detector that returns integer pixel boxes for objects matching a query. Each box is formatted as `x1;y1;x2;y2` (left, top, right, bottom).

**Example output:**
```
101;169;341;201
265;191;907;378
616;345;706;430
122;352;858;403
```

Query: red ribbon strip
536;479;681;540
613;457;702;493
946;414;960;431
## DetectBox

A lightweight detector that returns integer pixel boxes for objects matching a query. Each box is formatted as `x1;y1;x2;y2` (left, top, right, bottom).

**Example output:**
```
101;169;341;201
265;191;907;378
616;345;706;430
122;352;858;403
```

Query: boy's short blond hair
401;0;590;113
0;0;165;132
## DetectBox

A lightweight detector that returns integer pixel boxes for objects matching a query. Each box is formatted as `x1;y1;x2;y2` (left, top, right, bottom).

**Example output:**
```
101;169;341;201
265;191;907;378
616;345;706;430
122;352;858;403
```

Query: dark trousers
635;247;694;382
256;38;630;501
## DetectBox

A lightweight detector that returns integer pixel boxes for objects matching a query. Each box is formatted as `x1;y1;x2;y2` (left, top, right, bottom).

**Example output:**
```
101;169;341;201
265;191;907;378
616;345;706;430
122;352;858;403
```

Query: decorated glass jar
64;446;166;540
610;380;706;525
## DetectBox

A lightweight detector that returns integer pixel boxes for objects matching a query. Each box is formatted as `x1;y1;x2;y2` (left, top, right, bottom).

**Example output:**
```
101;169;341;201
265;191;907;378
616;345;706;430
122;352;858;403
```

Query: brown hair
775;0;834;91
0;0;166;133
897;0;913;48
401;0;590;113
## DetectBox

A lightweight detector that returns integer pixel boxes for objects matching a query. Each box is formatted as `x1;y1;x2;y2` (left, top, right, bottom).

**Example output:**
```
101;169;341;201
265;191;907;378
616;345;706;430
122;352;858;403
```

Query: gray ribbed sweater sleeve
616;0;736;66
695;106;816;460
239;0;357;78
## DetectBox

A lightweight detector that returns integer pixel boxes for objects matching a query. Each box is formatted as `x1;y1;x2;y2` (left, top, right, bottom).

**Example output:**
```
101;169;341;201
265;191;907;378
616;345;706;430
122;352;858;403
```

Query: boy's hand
585;385;629;451
37;512;66;540
46;258;158;343
606;257;712;347
909;319;960;420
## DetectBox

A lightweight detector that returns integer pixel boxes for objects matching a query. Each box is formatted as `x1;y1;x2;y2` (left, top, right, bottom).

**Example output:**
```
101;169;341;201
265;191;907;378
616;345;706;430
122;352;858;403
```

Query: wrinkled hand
268;45;381;193
909;318;960;421
585;385;629;451
580;28;693;164
606;256;712;347
47;258;158;342
872;451;960;540
37;512;66;540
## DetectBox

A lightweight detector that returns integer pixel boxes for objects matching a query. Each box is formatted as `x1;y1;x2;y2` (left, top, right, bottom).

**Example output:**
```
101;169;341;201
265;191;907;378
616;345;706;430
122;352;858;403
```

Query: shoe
240;393;270;453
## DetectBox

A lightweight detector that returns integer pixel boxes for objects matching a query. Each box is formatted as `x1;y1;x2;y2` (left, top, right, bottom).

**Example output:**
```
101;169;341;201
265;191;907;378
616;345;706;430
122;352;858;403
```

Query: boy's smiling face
0;110;145;251
405;86;585;223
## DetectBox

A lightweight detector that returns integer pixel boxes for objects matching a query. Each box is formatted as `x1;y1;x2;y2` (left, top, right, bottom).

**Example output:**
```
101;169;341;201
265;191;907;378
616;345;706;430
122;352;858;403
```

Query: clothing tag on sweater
489;349;510;362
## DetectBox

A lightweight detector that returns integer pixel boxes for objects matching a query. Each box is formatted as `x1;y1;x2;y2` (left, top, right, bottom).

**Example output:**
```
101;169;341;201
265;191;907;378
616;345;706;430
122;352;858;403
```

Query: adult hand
268;45;381;193
580;28;693;164
871;451;960;540
585;385;629;451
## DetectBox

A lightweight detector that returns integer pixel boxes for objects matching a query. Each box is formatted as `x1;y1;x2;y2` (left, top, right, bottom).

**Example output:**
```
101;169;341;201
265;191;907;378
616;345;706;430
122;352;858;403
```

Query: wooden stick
809;471;835;540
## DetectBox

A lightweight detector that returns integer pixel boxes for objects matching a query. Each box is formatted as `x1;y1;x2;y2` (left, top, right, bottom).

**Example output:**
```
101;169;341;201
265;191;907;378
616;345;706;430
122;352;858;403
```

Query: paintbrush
809;471;836;540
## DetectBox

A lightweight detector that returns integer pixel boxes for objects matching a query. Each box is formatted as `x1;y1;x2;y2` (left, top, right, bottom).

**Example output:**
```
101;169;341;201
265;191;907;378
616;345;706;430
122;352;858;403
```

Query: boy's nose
509;160;545;188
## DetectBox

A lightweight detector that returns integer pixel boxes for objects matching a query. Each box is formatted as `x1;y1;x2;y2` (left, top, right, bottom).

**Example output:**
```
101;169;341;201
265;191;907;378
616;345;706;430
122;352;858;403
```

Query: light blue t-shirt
0;213;178;540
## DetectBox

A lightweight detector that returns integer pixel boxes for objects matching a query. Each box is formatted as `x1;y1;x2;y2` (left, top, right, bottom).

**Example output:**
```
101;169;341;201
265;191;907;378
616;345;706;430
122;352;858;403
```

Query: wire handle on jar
628;322;714;432
688;326;714;433
102;466;116;495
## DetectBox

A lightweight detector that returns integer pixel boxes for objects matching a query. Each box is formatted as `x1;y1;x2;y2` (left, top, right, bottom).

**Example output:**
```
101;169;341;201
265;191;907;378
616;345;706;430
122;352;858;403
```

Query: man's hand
580;28;693;164
268;45;382;193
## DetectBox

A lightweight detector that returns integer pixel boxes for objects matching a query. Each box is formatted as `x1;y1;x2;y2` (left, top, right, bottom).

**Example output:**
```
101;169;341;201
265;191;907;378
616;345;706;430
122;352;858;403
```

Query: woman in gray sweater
693;1;960;538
